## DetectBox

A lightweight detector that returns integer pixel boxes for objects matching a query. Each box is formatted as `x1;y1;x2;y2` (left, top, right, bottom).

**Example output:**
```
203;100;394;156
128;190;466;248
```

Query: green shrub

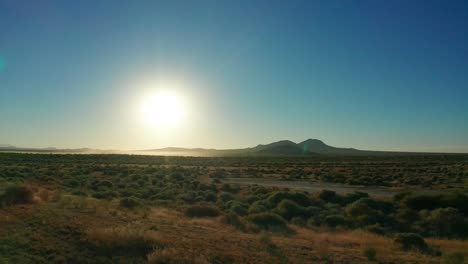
98;180;113;189
248;202;268;214
244;194;263;204
365;224;385;235
346;199;374;217
226;200;248;216
318;190;337;202
344;191;369;204
395;208;419;225
221;211;245;230
221;183;240;193
246;212;287;230
363;247;377;261
274;199;306;220
219;192;235;202
304;206;321;217
439;192;468;214
267;191;311;207
204;191;217;202
92;190;117;199
0;184;33;207
426;207;467;238
185;205;220;217
71;190;87;196
324;214;345;227
394;233;428;252
401;194;440;211
66;179;80;188
290;216;306;226
393;191;412;202
119;197;141;209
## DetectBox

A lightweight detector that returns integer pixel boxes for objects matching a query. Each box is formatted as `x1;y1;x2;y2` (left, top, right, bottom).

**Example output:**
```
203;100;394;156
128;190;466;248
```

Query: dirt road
221;177;452;198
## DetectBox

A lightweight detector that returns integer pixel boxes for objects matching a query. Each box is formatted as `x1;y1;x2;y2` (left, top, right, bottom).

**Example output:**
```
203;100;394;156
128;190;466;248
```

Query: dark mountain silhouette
251;140;313;156
298;139;361;155
1;139;464;156
0;146;102;153
143;139;377;156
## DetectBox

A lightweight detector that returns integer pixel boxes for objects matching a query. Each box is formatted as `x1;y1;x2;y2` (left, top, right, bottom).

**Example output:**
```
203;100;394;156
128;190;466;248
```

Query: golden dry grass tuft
147;247;210;264
273;227;447;263
85;226;164;256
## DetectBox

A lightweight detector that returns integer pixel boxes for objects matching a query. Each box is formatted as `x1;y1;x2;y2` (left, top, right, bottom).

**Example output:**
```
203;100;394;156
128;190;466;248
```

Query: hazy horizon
1;1;467;152
2;137;468;154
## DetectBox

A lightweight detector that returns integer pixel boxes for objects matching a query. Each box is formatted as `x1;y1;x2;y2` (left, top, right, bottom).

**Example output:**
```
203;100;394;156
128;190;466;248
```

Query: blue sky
0;0;467;151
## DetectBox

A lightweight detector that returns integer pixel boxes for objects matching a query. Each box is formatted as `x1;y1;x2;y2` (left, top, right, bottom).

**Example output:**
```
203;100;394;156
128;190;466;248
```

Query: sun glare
140;91;185;128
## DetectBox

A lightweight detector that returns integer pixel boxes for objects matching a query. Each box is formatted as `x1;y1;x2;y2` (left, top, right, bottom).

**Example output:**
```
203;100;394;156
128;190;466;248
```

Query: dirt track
221;177;452;198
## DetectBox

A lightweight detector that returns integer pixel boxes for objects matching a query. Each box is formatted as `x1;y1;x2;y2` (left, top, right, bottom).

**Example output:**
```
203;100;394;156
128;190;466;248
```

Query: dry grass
147;248;210;264
84;226;164;256
74;205;468;263
0;183;56;234
4;186;466;264
427;238;468;256
272;227;449;263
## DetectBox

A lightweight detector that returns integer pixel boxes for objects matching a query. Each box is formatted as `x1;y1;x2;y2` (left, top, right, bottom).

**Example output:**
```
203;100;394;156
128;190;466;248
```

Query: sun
140;91;185;128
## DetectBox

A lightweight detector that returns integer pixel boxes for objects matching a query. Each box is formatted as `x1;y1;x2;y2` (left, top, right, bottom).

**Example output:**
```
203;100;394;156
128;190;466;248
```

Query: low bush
395;208;419;226
438;192;468;214
274;199;306;220
318;190;337;203
401;194;440;211
185;204;220;217
267;191;311;207
220;183;240;193
344;191;369;205
363;247;377;261
226;200;249;216
248;199;271;212
246;212;287;230
221;211;245;230
426;207;467;238
248;203;268;214
290;216;306;226
119;197;141;209
219;192;235;202
345;198;375;217
365;224;386;235
0;184;33;207
394;233;428;252
71;190;87;196
323;214;345;227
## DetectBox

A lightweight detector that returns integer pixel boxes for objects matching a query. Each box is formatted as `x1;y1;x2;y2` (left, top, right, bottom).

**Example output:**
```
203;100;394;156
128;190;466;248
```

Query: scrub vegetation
0;153;467;263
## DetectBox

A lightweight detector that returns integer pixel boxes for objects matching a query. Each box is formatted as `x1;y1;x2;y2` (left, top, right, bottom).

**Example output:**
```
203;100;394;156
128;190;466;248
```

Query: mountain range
0;139;462;156
142;139;385;156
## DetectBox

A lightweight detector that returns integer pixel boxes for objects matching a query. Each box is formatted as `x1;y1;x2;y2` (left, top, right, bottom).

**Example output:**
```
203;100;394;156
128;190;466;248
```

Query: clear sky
1;0;467;152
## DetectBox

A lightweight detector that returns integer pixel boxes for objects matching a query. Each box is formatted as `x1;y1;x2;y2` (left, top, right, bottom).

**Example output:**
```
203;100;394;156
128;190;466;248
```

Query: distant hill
1;139;465;156
142;139;386;156
0;146;103;153
298;139;362;155
250;140;315;156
